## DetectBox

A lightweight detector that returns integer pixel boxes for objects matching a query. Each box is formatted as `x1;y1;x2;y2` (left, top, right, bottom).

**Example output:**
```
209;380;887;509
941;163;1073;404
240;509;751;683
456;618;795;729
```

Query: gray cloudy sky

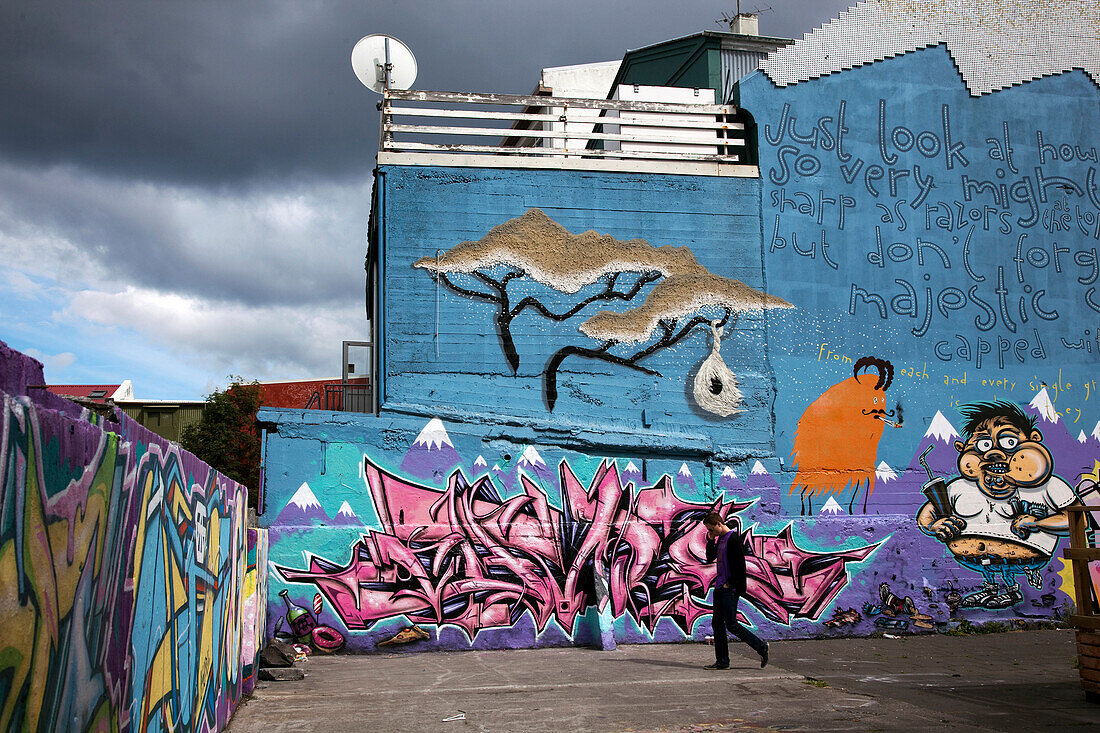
0;0;853;398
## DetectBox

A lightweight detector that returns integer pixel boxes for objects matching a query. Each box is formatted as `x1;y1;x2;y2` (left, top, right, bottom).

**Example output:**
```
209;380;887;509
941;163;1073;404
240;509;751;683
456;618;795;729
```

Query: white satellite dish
351;34;417;93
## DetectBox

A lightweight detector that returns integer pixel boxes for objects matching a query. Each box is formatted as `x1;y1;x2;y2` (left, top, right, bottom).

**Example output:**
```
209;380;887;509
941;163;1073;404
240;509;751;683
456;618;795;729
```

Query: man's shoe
704;662;729;670
760;643;770;668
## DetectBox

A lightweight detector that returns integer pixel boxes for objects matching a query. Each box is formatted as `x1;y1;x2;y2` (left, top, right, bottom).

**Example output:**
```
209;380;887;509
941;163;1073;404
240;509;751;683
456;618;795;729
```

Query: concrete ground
228;630;1098;732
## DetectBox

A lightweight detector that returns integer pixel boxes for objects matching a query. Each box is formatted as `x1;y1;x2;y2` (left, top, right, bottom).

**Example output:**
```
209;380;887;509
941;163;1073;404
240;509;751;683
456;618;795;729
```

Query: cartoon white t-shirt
945;475;1076;554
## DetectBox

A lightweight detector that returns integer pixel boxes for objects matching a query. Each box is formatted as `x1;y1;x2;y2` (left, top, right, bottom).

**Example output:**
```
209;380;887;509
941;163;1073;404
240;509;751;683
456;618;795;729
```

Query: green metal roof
611;30;791;95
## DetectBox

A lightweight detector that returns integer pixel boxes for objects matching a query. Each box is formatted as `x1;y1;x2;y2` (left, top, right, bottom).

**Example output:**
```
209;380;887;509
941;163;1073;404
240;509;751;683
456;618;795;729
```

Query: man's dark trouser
713;587;766;665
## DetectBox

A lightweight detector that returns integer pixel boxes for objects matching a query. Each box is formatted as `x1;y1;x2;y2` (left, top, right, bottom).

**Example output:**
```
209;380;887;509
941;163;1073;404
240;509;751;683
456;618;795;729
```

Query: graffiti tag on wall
275;453;880;640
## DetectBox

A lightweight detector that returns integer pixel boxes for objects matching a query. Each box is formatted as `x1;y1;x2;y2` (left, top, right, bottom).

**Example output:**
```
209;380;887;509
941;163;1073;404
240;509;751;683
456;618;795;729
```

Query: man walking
703;511;769;669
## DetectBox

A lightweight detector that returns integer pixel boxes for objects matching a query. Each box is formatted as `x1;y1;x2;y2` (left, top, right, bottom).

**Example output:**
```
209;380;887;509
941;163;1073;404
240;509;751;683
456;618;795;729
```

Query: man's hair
958;400;1036;440
702;511;724;527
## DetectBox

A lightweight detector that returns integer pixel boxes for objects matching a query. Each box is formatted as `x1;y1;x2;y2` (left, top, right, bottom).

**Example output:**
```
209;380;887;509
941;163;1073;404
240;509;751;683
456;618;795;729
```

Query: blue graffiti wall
263;25;1100;651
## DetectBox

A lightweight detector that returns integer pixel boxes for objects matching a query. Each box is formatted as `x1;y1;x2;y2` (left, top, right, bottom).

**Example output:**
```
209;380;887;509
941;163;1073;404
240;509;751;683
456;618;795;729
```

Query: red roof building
46;381;133;404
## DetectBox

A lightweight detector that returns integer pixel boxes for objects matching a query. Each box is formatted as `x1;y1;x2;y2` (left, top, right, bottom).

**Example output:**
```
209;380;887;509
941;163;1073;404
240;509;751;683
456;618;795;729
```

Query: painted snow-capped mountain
862;460;907;513
745;460;781;493
620;460;643;486
489;462;518;493
1030;387;1059;423
925;411;959;442
332;501;360;526
276;482;330;525
413;417;453;449
675;462;697;493
400;418;463;484
820;496;845;515
718;465;744;493
513;445;558;488
473;455;488;470
1092;421;1100;443
1079;431;1089;443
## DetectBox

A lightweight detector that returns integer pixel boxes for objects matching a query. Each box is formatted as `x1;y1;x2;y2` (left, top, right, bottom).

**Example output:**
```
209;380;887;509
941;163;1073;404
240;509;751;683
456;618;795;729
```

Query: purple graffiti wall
262;398;1098;652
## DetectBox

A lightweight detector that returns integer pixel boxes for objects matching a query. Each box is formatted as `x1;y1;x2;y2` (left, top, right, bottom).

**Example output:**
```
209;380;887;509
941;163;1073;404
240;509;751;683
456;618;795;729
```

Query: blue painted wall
378;168;775;457
262;41;1100;652
739;45;1100;513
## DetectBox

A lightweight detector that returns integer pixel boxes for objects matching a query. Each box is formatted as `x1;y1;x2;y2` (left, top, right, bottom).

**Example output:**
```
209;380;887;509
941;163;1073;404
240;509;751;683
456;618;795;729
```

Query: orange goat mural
790;357;899;515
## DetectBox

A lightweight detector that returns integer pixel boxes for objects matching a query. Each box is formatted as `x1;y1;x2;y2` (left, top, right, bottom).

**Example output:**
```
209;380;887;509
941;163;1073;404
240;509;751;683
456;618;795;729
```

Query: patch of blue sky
1;266;211;399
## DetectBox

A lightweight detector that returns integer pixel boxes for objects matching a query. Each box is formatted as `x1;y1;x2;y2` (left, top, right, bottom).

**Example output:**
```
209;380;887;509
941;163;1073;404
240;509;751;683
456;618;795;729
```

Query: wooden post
1064;505;1100;703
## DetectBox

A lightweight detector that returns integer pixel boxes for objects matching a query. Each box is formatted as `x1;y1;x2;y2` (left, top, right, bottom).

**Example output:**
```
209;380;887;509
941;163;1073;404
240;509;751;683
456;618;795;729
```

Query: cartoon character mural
916;401;1078;610
790;357;900;515
413;208;793;412
275;451;880;643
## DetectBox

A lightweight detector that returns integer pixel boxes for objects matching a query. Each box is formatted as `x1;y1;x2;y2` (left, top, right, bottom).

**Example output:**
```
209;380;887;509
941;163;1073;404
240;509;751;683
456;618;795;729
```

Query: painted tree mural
414;209;793;412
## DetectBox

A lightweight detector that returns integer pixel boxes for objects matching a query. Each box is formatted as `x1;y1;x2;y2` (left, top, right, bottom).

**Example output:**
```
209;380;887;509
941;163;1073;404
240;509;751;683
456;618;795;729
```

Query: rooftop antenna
716;2;772;32
351;34;417;94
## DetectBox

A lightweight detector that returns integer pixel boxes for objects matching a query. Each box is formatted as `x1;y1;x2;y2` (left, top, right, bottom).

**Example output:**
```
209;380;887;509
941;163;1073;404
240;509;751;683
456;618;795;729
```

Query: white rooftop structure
761;0;1100;96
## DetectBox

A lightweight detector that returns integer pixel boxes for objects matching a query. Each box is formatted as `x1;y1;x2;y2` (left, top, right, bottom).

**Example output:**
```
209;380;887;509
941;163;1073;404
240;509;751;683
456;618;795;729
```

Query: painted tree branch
436;269;659;377
544;347;662;412
508;271;661;321
436;273;499;304
435;271;524;375
544;308;733;412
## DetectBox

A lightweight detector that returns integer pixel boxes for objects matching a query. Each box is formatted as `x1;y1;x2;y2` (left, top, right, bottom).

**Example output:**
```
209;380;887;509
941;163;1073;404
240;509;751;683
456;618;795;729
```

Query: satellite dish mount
378;38;393;89
351;34;418;95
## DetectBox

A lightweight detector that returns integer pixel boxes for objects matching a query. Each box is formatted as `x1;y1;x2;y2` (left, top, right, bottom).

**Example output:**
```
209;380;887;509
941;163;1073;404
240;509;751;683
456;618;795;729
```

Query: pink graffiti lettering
276;457;880;639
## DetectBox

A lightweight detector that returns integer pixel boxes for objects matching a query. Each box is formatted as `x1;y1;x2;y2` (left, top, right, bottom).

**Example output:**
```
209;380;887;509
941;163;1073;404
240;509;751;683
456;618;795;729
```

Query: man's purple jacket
707;529;748;595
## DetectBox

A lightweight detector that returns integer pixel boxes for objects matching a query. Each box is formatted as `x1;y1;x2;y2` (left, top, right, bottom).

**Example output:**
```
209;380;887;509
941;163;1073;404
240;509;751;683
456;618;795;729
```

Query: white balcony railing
376;89;756;176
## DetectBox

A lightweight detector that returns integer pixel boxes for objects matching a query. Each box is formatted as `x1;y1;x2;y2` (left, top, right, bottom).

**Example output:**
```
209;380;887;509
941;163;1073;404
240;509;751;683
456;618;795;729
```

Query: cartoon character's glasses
974;434;1020;453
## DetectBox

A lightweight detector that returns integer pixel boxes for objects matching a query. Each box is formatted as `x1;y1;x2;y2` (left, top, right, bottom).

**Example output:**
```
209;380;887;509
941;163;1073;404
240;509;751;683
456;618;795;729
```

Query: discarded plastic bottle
280;589;317;642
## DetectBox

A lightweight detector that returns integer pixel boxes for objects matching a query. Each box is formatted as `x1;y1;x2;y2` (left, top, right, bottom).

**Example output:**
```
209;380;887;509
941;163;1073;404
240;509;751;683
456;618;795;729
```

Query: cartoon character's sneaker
984;585;1024;609
959;582;998;608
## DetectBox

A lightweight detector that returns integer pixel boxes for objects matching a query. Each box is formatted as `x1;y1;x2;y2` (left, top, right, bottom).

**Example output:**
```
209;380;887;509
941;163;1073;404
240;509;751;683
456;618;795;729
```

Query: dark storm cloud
0;162;369;306
0;1;375;185
0;0;854;187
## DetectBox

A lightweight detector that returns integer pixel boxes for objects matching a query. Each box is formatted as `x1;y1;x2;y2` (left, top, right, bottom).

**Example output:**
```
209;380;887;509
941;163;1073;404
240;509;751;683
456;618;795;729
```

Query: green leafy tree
180;377;262;509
